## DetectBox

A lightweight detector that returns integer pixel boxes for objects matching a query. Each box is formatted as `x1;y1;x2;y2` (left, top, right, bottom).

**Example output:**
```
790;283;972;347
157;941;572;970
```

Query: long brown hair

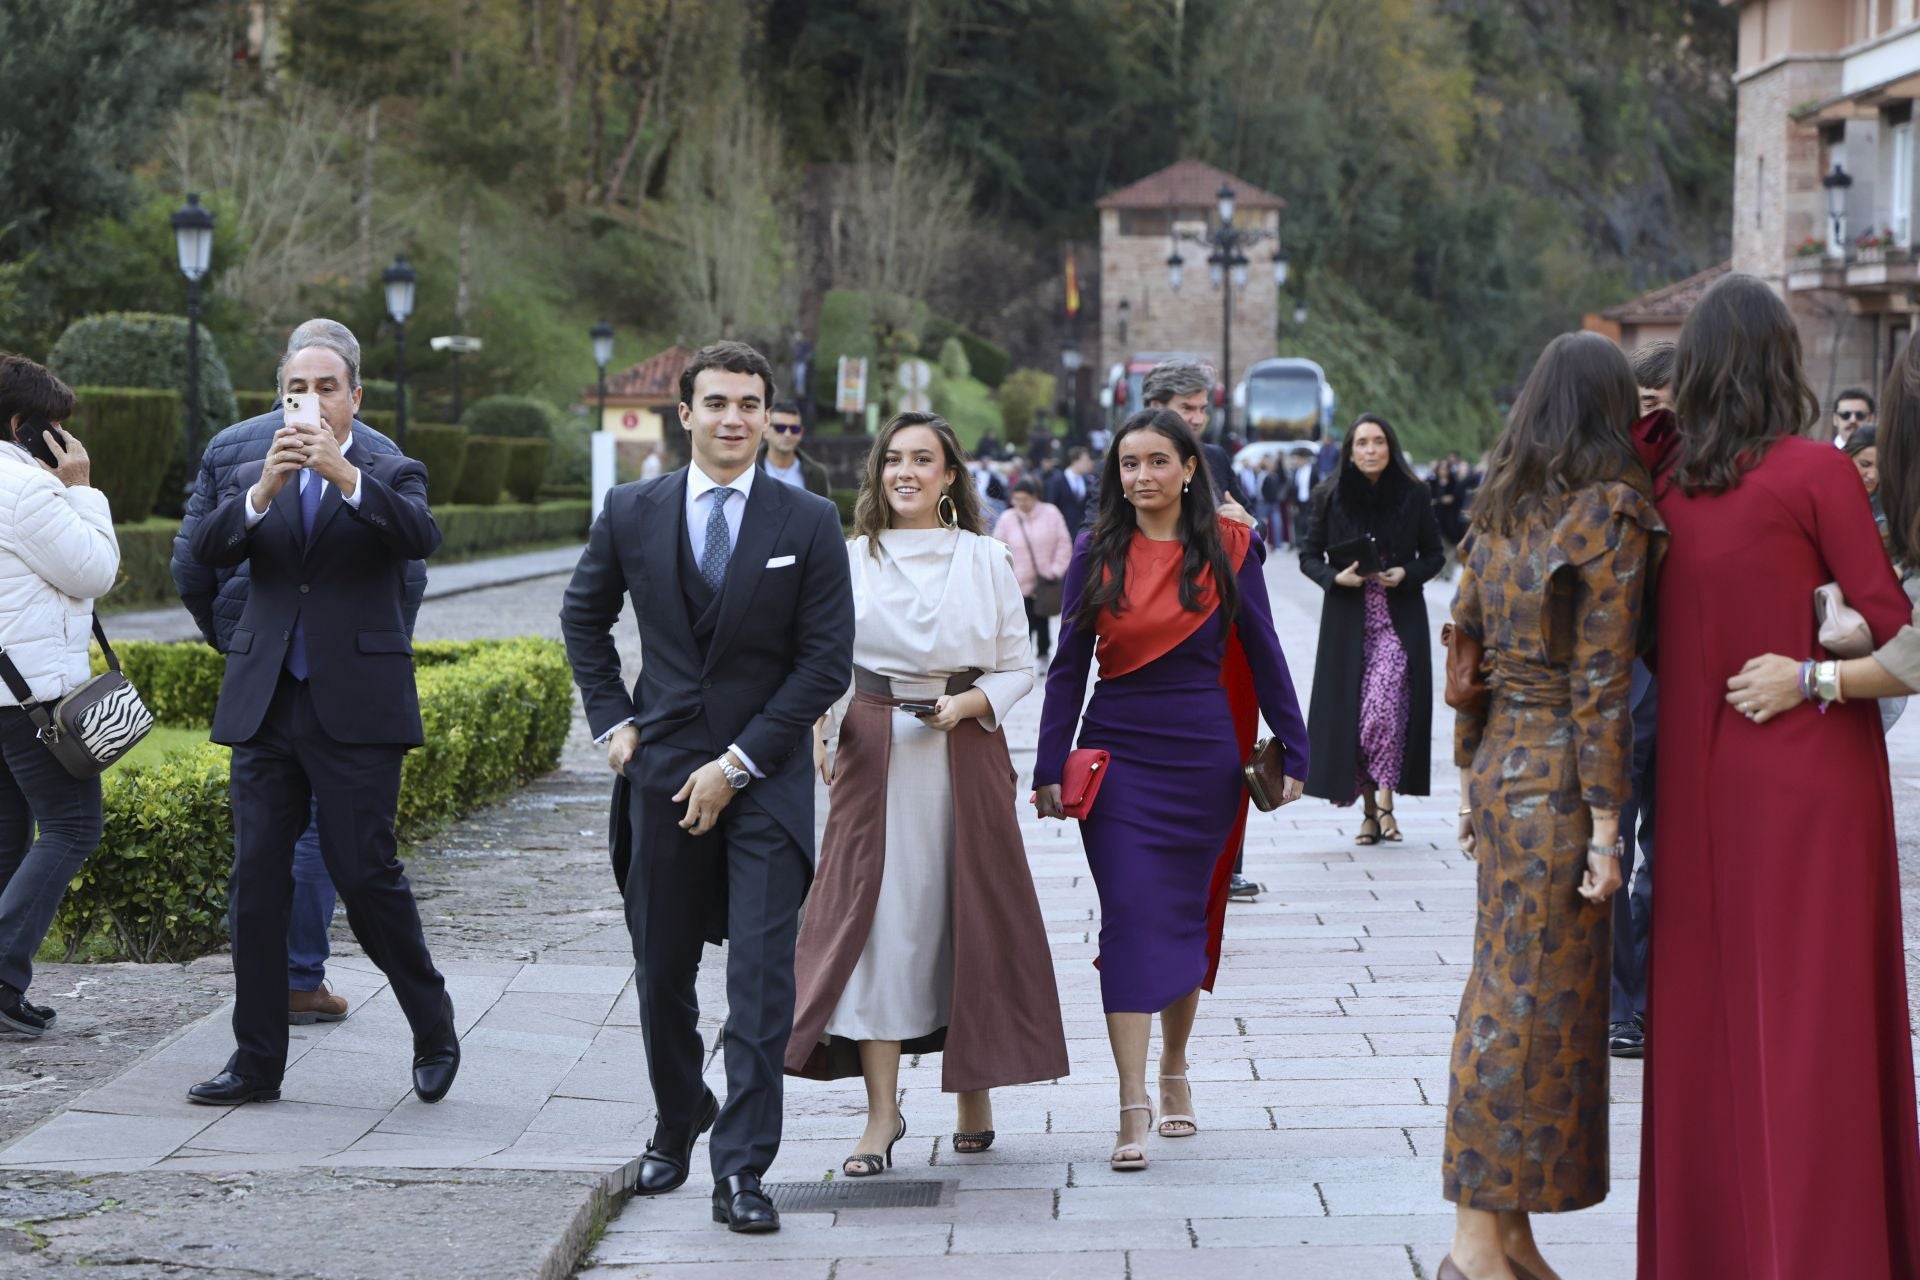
1471;331;1649;536
1878;334;1920;568
852;411;984;551
1069;409;1240;631
1670;272;1820;495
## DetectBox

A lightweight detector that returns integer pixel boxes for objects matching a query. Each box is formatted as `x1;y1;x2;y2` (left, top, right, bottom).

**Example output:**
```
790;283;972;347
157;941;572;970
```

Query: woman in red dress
1639;272;1920;1278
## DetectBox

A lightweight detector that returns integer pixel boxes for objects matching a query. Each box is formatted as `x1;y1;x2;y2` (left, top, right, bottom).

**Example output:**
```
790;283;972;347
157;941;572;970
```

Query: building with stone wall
1094;161;1286;411
1737;0;1920;406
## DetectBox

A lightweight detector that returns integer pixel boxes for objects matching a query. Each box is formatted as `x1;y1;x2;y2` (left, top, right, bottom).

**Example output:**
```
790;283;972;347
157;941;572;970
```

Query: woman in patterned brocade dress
1438;333;1665;1280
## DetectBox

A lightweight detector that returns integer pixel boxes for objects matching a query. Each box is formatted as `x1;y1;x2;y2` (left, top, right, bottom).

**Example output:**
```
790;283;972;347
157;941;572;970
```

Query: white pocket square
765;554;797;569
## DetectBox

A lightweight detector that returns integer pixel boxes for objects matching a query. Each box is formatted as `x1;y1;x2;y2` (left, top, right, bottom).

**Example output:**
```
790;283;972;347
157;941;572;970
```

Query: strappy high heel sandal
1157;1073;1197;1137
842;1114;906;1178
1376;794;1403;843
1356;792;1382;846
1110;1102;1152;1171
951;1129;995;1154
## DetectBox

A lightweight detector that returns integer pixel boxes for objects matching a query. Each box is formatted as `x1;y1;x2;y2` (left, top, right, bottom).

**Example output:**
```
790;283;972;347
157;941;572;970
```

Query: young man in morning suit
560;342;853;1234
185;336;459;1108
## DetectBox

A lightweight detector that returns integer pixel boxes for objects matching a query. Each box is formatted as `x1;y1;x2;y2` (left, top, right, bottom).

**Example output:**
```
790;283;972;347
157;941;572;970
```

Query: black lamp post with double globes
171;193;215;482
1165;184;1290;441
382;256;417;450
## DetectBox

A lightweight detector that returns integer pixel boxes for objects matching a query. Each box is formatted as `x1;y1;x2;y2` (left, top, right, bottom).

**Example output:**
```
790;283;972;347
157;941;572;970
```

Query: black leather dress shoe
187;1070;281;1106
412;994;460;1103
1608;1014;1646;1059
711;1172;779;1233
636;1090;719;1196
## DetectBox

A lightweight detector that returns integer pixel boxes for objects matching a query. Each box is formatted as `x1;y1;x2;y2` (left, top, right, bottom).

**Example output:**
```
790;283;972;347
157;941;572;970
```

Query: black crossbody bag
0;616;155;778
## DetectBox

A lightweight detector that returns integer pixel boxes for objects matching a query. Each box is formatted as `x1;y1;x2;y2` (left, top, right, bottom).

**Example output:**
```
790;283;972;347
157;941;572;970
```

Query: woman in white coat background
0;356;120;1037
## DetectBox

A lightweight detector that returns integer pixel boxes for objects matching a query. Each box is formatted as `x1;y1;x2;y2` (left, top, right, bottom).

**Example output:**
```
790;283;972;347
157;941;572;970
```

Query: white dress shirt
245;433;362;526
686;457;755;554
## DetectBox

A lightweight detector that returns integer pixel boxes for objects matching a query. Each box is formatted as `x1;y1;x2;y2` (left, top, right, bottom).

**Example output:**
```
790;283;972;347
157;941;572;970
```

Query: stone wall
1096;208;1282;390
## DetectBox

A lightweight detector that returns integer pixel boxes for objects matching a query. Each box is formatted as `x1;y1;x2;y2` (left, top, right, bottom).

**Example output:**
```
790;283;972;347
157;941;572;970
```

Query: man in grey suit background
560;341;853;1234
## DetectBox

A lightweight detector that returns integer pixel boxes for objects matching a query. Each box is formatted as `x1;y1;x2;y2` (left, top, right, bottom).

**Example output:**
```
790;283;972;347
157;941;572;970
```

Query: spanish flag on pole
1064;248;1081;317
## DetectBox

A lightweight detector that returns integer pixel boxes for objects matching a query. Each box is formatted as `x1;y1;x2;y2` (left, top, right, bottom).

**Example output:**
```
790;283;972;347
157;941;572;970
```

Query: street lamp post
591;320;615;430
171;193;214;484
1824;163;1854;261
382;256;417;449
1166;184;1287;441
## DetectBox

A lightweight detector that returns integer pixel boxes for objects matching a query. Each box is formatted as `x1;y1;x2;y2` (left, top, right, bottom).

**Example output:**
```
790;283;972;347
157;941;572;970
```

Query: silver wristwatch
718;756;750;790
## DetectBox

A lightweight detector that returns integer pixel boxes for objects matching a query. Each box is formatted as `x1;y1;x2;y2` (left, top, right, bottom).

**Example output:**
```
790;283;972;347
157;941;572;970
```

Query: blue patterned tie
286;475;324;679
699;487;734;592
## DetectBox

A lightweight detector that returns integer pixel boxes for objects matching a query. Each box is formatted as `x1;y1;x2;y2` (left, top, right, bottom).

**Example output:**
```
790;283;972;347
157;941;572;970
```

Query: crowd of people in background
6;286;1920;1277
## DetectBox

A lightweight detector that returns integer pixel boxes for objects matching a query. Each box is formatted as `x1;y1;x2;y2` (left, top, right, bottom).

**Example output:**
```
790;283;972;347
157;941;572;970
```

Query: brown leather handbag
1243;738;1296;812
1440;622;1490;717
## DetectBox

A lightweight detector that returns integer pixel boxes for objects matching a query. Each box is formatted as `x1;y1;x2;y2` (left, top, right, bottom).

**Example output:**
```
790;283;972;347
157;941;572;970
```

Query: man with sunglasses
759;401;831;497
1834;388;1876;449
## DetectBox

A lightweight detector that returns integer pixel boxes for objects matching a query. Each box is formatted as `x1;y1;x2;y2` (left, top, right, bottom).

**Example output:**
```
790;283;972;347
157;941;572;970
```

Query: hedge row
69;388;181;525
100;502;591;613
454;436;513;504
57;638;574;962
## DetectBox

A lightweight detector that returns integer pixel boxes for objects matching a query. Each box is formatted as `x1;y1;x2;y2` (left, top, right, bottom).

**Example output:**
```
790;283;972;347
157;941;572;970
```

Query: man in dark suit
560;341;853;1235
185;338;458;1109
1046;446;1097;536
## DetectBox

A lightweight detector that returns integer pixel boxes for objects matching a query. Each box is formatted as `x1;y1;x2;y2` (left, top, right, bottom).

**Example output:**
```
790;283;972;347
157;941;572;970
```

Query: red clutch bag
1060;748;1111;820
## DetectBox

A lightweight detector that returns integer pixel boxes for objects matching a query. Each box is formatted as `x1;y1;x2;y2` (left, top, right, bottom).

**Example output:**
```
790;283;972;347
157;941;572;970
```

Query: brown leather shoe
288;983;349;1025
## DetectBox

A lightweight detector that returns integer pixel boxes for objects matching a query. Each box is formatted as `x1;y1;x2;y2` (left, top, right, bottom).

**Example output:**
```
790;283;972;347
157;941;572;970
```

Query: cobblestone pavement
5;555;1919;1279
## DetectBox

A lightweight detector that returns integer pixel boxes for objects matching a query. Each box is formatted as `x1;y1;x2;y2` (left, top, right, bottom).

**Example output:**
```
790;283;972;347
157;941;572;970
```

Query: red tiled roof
1096;159;1287;211
1600;261;1732;324
596;345;695;402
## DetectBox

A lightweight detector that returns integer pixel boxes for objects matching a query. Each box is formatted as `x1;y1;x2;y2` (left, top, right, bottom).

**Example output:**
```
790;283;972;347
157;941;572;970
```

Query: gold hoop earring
938;492;959;530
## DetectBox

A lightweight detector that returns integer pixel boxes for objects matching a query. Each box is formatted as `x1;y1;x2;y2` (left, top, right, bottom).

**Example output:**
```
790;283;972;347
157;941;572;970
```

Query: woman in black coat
1298;414;1444;842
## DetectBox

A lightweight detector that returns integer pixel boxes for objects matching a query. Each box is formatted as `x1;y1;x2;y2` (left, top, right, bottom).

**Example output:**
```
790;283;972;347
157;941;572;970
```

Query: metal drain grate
765;1179;948;1212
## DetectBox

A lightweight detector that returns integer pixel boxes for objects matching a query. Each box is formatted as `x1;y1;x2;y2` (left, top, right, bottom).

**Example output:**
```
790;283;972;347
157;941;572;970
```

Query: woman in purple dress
1033;409;1309;1172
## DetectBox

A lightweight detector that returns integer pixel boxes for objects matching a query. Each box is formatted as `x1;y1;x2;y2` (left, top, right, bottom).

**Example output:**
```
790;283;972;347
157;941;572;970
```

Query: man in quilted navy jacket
170;320;426;1027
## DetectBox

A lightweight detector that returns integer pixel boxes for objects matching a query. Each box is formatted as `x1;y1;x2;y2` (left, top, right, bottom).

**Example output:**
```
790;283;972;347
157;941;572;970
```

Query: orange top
1094;517;1252;679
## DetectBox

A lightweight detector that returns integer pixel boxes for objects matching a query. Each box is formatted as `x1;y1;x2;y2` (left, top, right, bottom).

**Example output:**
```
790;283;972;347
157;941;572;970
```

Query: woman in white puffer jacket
0;356;119;1037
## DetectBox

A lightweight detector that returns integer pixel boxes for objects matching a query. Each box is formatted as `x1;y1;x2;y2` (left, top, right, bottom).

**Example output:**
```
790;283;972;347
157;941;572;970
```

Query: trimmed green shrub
454;435;513;505
357;409;397;439
408;423;468;505
56;639;574;962
434;501;590;559
501;438;552;504
234;391;278;421
100;504;590;610
830;487;859;528
47;312;239;517
998;368;1057;444
547;413;593;485
360;378;399;414
932;374;999;451
463;395;556;439
68;387;180;523
91;641;225;725
101;517;178;610
955;330;1010;390
538;483;590;502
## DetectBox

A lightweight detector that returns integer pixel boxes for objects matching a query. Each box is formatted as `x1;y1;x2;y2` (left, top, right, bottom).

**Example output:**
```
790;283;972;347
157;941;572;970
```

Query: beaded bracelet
1798;659;1818;705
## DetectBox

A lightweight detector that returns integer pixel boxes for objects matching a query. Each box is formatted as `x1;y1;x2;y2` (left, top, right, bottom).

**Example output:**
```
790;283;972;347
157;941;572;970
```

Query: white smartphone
282;392;323;430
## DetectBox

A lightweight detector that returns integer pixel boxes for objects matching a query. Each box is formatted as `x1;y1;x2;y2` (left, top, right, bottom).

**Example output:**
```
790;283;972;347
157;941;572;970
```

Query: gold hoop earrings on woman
939;491;960;530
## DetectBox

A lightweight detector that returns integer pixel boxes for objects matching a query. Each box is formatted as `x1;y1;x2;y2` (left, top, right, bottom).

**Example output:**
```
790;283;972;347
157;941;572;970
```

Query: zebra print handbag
0;617;154;778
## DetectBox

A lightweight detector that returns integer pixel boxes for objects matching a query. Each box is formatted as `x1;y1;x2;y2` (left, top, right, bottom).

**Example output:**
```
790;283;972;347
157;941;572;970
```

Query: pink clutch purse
1815;582;1874;658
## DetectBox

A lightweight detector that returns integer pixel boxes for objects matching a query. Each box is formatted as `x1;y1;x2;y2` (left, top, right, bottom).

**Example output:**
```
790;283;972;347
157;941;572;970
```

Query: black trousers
625;742;812;1182
1024;595;1052;656
1609;662;1657;1023
226;673;446;1082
